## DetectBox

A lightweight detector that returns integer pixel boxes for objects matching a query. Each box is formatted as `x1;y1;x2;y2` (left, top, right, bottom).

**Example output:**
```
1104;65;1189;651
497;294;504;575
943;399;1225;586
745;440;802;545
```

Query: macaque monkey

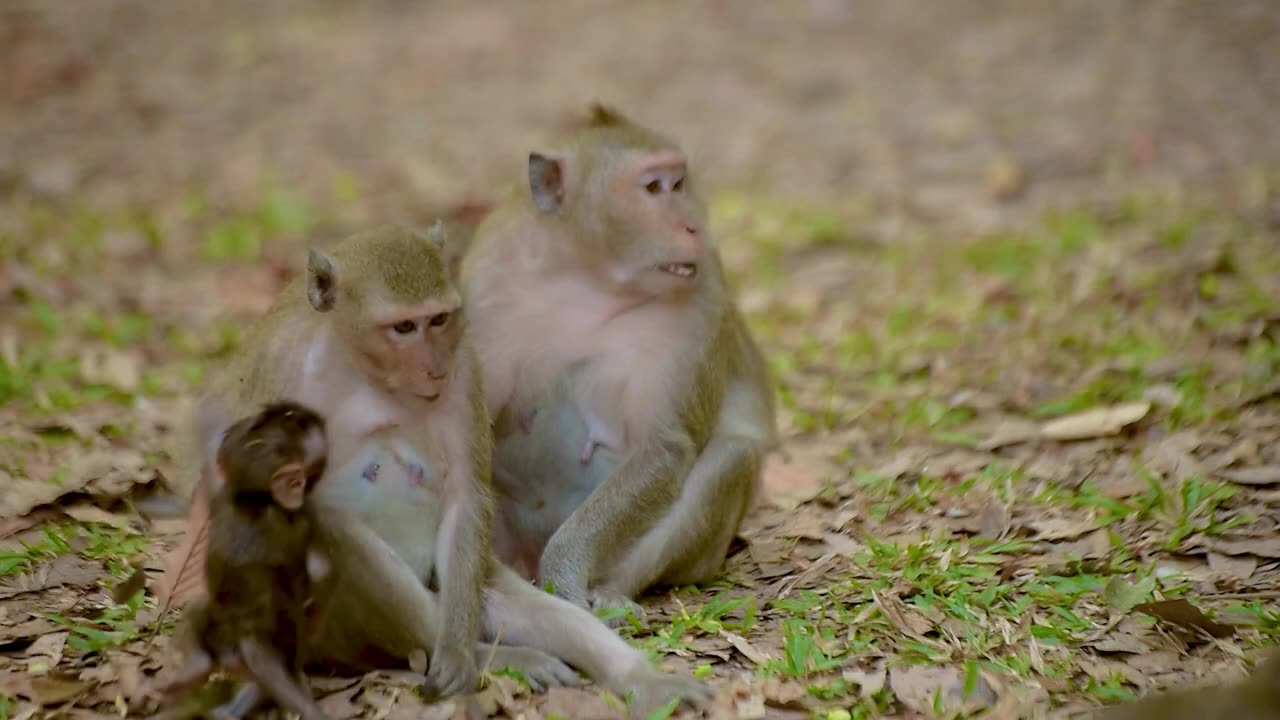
460;104;776;618
176;225;710;715
155;401;332;720
1095;651;1280;719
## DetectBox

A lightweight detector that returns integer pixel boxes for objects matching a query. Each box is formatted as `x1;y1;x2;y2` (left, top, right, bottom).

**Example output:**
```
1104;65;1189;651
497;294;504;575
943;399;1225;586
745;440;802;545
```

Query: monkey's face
349;297;463;402
598;151;708;298
217;401;329;508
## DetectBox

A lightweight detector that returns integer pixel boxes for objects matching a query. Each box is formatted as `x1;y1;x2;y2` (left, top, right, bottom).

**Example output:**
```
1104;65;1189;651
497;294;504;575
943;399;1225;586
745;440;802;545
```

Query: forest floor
2;1;1280;718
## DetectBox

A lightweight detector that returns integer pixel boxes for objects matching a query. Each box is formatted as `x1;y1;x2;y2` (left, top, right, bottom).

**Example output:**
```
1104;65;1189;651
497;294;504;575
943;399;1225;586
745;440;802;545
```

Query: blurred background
5;0;1279;227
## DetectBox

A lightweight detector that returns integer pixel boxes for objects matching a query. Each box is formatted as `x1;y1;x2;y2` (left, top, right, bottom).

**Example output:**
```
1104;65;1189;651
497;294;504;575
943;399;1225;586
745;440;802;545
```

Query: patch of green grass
200;185;314;261
0;522;80;576
46;590;147;654
0;522;145;578
771;617;844;678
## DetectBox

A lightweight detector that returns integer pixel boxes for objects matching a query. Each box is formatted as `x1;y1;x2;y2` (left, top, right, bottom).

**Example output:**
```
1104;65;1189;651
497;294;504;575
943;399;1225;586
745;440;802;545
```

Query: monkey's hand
614;665;714;719
590;588;646;629
423;641;479;699
537;536;590;609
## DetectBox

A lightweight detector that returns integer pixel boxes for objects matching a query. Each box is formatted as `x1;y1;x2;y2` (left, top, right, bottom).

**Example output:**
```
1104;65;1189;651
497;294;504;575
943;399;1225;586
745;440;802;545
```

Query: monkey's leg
208;682;262;720
236;637;326;720
599;434;761;604
308;508;576;690
538;431;695;609
484;565;712;716
149;603;216;700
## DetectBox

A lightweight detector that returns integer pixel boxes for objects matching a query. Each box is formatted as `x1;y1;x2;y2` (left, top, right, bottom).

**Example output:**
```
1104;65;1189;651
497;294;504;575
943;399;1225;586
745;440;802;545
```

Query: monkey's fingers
480;645;583;692
589;589;647;630
618;669;714;719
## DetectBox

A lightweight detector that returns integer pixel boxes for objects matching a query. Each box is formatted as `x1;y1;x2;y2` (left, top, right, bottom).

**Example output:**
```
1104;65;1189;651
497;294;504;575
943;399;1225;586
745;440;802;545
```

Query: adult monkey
174;225;710;714
461;105;776;619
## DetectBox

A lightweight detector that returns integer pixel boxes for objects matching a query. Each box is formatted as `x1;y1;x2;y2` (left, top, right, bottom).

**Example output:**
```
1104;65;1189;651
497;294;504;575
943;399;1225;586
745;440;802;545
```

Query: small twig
479;619;506;679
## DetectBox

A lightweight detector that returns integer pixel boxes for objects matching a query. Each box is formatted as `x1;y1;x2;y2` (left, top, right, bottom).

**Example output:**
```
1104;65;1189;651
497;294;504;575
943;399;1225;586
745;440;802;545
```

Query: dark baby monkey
155;401;332;720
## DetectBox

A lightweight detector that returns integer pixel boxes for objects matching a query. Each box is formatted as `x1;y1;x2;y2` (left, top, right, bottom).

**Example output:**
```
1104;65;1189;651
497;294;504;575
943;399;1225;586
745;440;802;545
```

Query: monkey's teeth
658;263;697;279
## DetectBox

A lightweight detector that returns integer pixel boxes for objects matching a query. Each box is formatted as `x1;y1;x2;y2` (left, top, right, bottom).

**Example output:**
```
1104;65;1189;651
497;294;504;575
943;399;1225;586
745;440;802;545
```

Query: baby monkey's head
216;401;329;511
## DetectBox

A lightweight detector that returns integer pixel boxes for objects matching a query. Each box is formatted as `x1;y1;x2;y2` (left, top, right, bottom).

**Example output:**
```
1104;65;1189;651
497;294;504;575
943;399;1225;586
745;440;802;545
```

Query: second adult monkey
461;105;777;617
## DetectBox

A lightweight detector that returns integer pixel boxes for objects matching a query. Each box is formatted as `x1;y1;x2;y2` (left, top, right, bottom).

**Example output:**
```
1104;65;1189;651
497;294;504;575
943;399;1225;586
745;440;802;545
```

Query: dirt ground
2;1;1280;718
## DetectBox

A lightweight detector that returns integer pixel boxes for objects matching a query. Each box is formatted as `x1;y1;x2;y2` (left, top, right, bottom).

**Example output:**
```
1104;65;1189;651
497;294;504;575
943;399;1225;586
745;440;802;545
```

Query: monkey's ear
528;152;567;213
307;249;338;312
587;103;626;127
426;220;447;249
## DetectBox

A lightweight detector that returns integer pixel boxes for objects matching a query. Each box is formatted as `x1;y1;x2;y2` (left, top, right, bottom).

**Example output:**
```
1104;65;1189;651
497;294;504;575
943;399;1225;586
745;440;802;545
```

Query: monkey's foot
613;667;714;718
590;589;646;629
423;644;479;699
482;645;582;692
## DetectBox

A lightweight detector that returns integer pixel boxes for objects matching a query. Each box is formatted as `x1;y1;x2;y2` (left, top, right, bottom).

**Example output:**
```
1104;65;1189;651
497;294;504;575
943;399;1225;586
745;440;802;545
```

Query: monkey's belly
314;440;444;580
492;385;620;570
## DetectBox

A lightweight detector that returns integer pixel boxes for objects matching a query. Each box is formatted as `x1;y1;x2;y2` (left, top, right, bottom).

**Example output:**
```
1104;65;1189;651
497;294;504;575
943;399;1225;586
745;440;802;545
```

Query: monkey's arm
425;375;492;696
537;427;695;608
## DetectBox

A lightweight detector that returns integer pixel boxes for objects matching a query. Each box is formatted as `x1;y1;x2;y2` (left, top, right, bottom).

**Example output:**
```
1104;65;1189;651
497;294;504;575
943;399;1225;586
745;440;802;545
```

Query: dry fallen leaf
1200;536;1280;559
842;662;888;700
0;670;92;706
313;676;368;718
0;553;103;600
1207;551;1258;580
23;631;68;674
1134;598;1237;638
154;478;210;611
62;502;132;529
873;590;934;641
1026;516;1098;542
0;617;64;646
721;629;774;666
1040;402;1150;441
79;347;143;393
541;686;625;720
1216;465;1280;486
762;445;834;511
761;677;810;709
979;418;1042;451
888;664;997;716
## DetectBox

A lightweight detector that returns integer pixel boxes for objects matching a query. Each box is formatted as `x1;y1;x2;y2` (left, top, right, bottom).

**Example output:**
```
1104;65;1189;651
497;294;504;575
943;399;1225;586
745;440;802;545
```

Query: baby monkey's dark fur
153;401;332;720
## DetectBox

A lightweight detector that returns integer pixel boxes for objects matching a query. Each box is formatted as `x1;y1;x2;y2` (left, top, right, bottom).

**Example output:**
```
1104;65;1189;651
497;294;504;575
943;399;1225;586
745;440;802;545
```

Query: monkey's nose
684;225;699;236
428;370;448;380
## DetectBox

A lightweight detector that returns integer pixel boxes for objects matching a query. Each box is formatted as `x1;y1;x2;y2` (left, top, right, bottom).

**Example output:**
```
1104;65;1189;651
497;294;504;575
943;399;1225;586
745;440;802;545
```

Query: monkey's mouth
657;262;697;279
417;392;441;402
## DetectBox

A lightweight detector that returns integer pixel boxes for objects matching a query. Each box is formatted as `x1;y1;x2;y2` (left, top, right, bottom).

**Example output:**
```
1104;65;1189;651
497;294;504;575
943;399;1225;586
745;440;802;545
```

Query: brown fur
461;105;776;621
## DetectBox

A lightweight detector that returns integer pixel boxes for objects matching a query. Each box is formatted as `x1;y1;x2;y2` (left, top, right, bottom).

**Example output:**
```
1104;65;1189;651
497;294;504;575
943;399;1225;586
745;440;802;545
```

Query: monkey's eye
672;177;684;192
428;312;450;329
644;179;662;195
392;319;419;335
